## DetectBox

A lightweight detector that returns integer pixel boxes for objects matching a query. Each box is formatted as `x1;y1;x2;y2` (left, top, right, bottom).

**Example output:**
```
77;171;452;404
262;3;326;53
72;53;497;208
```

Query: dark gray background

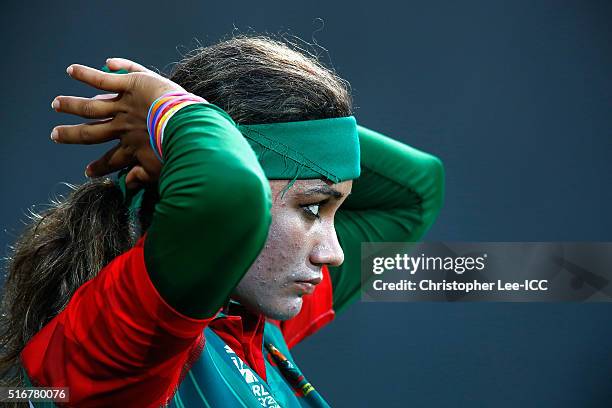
2;1;611;407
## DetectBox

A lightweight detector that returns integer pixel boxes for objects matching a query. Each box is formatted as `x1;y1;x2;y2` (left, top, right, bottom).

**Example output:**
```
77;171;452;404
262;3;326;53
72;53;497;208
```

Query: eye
301;203;321;219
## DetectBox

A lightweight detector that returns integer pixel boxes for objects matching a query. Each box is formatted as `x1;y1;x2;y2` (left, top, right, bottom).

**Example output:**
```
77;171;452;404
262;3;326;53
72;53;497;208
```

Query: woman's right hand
51;58;188;188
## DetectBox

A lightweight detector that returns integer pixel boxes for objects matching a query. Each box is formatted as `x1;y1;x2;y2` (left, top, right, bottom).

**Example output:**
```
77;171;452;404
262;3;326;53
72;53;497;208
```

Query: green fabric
169;322;329;408
144;103;272;318
237;116;360;183
170;326;274;407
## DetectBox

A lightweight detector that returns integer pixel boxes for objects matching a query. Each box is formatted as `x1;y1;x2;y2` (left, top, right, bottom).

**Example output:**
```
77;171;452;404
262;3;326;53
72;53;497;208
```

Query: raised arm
21;61;271;406
329;124;445;313
144;103;271;318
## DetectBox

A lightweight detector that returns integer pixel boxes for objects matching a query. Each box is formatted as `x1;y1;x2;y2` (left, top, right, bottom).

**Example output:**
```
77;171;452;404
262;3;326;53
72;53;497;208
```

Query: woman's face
232;178;352;320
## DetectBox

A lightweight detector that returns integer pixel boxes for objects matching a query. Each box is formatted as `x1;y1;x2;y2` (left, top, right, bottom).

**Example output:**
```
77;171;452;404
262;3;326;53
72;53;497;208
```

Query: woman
1;35;444;407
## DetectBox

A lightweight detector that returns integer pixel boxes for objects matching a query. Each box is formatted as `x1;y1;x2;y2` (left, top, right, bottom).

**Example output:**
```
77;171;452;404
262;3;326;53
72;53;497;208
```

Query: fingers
125;165;153;189
86;144;137;177
67;64;130;92
52;95;118;119
51;120;118;145
106;58;151;73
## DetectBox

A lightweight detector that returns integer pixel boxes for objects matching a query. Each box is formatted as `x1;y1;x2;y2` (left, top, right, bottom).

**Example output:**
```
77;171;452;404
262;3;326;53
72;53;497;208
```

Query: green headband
238;115;360;183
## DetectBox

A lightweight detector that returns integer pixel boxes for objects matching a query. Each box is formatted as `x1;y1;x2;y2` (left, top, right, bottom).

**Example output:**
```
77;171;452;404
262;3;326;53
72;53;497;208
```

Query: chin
263;296;303;321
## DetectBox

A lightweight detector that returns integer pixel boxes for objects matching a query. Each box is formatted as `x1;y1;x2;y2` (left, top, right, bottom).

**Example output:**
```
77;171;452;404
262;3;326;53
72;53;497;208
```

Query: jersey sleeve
330;124;445;313
144;104;272;318
21;236;213;407
21;103;272;407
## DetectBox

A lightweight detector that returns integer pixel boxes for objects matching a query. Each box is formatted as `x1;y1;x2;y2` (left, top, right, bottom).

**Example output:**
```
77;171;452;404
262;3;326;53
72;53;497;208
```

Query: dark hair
170;35;352;124
0;34;352;391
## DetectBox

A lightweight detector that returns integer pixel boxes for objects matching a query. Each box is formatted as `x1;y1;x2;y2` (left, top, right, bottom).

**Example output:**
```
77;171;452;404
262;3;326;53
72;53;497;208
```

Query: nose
309;224;345;267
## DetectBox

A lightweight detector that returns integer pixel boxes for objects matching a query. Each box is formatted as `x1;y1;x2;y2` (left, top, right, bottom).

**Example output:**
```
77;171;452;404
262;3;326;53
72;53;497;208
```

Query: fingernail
50;128;58;142
84;166;90;178
106;58;114;63
66;65;73;75
51;99;60;110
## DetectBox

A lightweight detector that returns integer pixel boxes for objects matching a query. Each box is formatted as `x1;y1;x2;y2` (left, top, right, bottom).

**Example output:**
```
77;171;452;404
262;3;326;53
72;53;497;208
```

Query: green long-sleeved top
145;103;444;318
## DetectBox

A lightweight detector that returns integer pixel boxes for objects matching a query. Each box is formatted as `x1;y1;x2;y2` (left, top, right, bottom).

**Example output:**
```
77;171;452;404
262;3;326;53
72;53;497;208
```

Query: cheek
268;209;311;248
249;210;314;284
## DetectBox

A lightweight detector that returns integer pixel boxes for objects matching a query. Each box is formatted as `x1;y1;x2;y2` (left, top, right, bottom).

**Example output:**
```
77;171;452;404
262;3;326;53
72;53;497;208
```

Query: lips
293;275;323;295
297;275;323;286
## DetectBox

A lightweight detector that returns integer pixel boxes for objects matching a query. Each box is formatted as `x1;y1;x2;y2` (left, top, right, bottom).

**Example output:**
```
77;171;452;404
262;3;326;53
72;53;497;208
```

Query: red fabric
21;236;215;408
208;264;336;382
276;265;336;349
21;240;336;407
209;307;268;381
210;264;336;383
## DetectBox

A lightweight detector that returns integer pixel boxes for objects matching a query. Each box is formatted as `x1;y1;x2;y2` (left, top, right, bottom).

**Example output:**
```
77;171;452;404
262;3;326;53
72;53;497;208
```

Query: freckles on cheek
269;210;308;246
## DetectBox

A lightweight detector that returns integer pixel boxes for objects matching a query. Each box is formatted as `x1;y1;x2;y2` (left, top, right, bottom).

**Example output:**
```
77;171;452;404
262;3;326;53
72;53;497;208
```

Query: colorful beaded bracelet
146;92;207;162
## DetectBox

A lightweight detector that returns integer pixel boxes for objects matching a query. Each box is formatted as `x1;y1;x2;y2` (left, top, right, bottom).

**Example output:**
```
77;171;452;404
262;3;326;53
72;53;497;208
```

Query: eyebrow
294;185;344;199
